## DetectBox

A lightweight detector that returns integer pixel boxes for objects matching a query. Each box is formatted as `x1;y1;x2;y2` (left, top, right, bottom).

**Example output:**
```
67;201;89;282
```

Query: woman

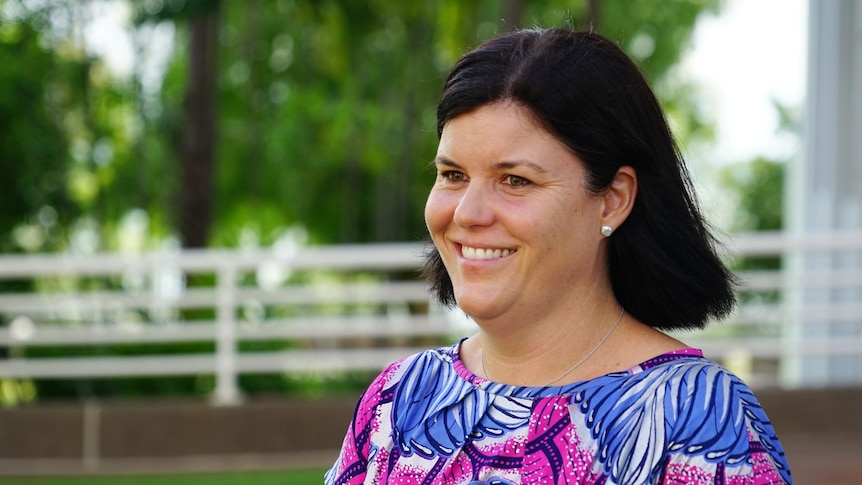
326;28;791;484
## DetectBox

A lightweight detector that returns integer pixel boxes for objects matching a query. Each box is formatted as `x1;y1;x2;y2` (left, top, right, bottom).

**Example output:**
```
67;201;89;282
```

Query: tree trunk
179;8;218;248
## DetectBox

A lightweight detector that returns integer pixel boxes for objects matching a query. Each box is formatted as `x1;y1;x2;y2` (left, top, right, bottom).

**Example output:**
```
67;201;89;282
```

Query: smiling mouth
461;245;516;260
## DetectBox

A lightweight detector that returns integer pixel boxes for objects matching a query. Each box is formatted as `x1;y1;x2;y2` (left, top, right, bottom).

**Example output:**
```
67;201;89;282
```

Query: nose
453;182;496;228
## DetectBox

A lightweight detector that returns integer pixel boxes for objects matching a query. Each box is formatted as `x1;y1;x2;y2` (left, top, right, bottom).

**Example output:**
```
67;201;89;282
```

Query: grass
1;469;326;485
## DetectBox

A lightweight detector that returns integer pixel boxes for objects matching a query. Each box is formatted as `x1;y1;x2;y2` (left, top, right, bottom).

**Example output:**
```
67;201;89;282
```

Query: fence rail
1;232;860;404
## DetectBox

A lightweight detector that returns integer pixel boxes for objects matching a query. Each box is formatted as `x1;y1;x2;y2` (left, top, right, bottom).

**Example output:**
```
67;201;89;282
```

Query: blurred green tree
719;99;797;242
129;0;721;249
1;0;727;400
1;0;722;251
717;99;797;307
0;2;78;252
0;0;154;254
720;157;785;235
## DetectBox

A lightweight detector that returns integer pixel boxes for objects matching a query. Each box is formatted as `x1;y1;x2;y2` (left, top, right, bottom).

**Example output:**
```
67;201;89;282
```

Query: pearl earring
601;225;613;237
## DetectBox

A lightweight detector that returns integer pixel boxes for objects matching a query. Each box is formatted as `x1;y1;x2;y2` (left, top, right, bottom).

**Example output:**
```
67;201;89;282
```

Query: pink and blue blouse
325;341;791;484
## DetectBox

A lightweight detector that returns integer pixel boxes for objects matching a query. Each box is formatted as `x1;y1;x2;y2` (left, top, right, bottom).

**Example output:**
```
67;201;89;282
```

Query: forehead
437;102;575;166
441;102;545;137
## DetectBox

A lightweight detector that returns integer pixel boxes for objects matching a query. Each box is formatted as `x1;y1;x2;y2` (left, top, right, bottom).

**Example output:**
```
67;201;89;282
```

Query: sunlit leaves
2;0;723;251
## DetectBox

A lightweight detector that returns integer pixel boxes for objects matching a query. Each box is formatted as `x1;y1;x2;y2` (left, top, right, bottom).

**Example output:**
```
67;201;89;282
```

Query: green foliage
720;157;785;234
599;0;722;80
717;154;788;313
0;5;77;252
1;0;723;250
719;156;786;295
0;0;173;254
1;0;726;401
717;98;795;276
131;0;723;246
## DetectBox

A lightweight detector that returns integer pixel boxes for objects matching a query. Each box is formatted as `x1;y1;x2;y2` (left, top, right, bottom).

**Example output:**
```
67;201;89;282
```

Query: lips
460;245;516;260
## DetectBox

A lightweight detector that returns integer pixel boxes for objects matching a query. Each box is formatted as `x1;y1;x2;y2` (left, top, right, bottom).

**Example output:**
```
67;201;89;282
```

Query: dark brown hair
424;28;735;330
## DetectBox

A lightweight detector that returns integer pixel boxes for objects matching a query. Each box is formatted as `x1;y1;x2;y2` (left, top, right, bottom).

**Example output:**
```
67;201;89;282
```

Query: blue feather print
571;359;790;484
391;349;531;459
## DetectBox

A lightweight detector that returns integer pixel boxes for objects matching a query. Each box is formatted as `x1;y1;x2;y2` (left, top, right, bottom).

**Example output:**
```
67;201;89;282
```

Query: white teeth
462;246;513;260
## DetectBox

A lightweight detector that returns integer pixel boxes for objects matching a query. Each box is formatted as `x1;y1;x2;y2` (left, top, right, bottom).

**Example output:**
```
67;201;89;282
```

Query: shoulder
648;357;792;482
570;354;790;483
640;354;758;411
573;353;737;411
633;356;787;469
623;353;762;421
572;353;769;451
356;344;460;409
352;342;486;458
634;351;737;387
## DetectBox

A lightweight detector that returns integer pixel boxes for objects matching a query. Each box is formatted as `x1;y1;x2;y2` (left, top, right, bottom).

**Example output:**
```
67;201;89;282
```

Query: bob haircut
423;28;735;330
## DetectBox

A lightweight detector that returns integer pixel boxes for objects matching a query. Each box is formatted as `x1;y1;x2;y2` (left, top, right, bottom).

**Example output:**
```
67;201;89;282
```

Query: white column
785;0;862;387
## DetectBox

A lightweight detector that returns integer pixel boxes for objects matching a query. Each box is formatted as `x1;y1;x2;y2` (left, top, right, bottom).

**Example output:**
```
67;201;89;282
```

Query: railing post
213;264;242;406
781;234;803;388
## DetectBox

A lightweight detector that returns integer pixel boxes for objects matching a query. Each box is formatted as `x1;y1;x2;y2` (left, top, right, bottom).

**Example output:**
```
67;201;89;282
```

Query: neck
475;294;625;386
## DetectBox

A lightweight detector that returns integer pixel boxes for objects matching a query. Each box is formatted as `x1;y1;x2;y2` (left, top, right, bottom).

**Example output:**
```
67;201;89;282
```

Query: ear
601;166;637;229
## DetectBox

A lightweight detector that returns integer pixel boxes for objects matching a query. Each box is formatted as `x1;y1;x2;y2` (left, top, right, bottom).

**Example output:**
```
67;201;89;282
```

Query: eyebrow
433;156;548;173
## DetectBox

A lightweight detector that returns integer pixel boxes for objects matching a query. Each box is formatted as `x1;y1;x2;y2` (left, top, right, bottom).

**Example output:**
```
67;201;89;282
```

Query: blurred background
0;0;859;483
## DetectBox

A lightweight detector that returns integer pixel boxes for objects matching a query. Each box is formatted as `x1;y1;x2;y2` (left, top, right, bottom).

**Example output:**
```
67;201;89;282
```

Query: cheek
424;189;455;233
540;197;598;245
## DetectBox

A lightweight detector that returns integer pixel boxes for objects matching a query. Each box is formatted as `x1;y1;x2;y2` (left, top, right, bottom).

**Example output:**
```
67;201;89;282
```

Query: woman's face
425;102;608;321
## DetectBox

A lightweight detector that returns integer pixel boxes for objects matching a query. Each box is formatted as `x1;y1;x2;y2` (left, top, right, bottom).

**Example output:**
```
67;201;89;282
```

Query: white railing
0;232;860;404
711;231;862;388
0;243;464;405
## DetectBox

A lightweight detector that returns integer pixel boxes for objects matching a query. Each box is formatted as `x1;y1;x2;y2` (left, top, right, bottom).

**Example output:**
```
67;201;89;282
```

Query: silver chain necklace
480;307;625;387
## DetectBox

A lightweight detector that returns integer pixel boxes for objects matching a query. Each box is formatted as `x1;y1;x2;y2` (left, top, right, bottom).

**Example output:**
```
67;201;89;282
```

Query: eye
503;174;531;187
441;170;466;182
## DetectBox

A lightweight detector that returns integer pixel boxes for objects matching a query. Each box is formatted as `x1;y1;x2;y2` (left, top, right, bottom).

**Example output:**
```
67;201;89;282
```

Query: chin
453;292;509;321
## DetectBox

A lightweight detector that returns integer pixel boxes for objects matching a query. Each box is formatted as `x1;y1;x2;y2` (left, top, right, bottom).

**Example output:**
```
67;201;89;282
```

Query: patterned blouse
325;341;792;484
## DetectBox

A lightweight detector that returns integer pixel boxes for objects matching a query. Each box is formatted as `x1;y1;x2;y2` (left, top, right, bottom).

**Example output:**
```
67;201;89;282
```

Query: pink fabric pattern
325;342;792;484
